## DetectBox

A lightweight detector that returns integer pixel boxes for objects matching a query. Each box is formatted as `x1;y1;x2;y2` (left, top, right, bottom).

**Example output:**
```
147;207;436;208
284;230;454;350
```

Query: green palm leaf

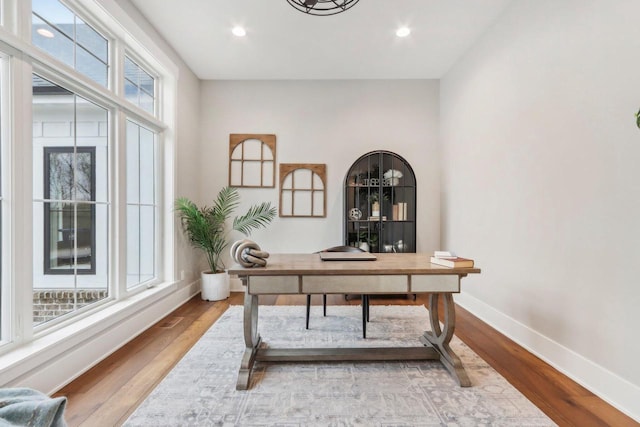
233;202;277;236
211;186;239;222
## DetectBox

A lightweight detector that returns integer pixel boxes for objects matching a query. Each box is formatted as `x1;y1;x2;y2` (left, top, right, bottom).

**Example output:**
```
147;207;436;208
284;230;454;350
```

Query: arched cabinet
344;151;416;253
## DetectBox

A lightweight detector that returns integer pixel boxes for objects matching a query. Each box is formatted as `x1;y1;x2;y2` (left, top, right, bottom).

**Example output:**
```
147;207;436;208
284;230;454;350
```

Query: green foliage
636;108;640;129
359;231;378;246
175;187;276;273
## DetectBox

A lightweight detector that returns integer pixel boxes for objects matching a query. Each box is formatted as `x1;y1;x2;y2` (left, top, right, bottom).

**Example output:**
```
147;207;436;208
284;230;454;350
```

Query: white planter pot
200;270;230;301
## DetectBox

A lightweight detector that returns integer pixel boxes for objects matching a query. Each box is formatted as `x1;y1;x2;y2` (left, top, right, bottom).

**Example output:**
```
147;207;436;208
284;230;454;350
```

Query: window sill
0;278;197;390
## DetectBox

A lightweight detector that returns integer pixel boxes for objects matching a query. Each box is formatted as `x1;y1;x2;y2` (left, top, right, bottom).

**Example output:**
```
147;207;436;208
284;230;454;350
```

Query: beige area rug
125;305;556;426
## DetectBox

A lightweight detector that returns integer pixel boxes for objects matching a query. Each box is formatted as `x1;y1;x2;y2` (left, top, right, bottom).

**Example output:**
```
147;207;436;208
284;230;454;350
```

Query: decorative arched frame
228;134;276;188
279;164;327;217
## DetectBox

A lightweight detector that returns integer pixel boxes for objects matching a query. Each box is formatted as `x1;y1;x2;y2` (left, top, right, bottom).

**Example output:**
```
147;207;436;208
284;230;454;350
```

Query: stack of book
392;203;408;221
430;251;474;268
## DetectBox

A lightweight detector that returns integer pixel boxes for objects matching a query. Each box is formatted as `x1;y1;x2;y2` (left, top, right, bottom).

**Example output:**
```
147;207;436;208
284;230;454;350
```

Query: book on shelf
430;256;474;268
392;203;408;221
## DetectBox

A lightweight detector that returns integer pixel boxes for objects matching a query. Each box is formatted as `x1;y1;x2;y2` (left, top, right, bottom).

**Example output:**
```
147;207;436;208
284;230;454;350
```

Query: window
0;0;173;362
32;0;109;87
124;56;155;114
32;74;109;326
43;147;96;275
126;120;157;288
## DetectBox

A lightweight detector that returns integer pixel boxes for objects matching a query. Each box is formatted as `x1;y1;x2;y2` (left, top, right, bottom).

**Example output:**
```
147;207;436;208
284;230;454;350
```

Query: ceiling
129;0;513;80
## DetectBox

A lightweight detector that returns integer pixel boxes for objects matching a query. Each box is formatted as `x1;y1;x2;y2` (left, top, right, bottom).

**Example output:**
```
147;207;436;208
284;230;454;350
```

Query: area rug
125;305;556;426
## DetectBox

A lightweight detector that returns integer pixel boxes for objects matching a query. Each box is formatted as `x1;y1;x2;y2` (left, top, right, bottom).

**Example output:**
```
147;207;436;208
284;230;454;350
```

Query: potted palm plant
175;186;276;301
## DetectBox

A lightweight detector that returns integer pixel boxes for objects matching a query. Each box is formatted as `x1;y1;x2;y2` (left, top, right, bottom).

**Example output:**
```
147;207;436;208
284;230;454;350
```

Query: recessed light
232;26;246;37
37;28;55;38
396;27;411;38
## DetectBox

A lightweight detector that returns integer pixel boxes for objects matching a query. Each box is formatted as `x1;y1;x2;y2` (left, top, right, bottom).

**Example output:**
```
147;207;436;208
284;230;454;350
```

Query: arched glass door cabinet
344;150;416;255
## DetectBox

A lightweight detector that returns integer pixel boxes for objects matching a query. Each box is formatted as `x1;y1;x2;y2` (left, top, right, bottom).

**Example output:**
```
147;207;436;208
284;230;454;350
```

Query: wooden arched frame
279;164;326;218
228;134;276;188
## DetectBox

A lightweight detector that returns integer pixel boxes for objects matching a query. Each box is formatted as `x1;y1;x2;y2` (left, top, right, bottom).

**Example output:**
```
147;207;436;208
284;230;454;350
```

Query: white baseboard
0;279;200;395
455;291;640;422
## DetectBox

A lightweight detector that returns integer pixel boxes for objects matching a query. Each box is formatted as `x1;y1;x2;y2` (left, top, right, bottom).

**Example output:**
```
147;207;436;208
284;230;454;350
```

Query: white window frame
0;0;177;355
124;118;160;291
31;0;111;89
0;50;12;346
124;52;157;116
31;68;113;331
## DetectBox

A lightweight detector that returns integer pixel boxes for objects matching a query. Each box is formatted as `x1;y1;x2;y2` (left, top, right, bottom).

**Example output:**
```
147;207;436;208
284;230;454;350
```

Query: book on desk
430;251;474;268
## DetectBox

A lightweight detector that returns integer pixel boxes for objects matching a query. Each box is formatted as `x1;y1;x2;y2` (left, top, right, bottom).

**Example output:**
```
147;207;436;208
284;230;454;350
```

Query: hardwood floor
54;293;638;427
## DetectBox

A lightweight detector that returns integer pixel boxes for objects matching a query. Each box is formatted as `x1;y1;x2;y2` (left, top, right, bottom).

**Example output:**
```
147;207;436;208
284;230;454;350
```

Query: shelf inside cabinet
344;150;416;255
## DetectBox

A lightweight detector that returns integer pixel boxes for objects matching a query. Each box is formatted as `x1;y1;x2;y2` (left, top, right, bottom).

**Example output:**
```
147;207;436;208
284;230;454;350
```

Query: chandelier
286;0;360;16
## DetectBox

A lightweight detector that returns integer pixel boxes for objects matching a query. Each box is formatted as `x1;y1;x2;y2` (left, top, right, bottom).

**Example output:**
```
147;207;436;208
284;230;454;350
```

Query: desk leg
421;293;471;387
236;288;261;390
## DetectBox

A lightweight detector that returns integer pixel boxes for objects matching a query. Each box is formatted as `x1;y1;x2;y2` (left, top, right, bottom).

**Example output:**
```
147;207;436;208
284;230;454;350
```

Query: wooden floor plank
54;292;638;427
80;303;229;426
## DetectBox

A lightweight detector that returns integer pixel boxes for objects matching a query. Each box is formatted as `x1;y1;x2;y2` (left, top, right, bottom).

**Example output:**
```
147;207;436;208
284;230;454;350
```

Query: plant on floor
175;186;276;274
636;108;640;129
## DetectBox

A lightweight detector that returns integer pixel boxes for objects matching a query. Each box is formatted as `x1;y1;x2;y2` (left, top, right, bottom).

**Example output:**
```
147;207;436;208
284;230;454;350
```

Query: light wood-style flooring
54;293;638;426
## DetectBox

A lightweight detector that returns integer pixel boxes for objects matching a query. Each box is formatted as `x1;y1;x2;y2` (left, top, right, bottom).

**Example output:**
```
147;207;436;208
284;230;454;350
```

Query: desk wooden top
228;253;481;276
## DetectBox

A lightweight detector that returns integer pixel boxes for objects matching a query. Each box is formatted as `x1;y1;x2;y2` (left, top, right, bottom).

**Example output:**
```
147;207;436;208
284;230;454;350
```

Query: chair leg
306;294;311;329
362;295;367;339
323;294;327;316
366;295;370;322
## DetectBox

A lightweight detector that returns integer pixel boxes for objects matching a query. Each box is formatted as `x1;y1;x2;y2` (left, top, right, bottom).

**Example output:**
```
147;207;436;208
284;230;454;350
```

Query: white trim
11;52;33;347
455;291;640;422
114;110;126;299
0;51;11;346
230;276;244;292
0;0;17;33
160;76;176;285
0;279;199;393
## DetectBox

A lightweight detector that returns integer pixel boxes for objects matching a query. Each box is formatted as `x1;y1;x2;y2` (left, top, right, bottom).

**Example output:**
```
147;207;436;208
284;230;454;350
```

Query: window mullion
12;56;34;344
72;14;77;72
0;53;13;347
114;110;126;299
112;38;125;299
137;127;142;285
72;94;78;297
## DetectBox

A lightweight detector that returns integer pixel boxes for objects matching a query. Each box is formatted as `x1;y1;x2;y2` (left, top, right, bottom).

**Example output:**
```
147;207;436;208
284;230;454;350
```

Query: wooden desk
228;253;481;390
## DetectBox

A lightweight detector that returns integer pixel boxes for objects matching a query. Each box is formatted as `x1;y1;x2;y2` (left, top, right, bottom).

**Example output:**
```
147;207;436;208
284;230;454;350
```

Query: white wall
198;80;440;276
171;39;203;283
440;0;640;419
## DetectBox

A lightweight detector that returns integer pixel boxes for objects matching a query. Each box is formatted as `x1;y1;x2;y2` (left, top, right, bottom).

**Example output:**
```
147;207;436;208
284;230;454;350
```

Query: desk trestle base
236;289;471;390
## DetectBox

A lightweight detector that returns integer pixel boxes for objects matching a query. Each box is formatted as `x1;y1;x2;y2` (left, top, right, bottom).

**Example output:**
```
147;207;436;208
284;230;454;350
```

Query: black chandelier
286;0;360;16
